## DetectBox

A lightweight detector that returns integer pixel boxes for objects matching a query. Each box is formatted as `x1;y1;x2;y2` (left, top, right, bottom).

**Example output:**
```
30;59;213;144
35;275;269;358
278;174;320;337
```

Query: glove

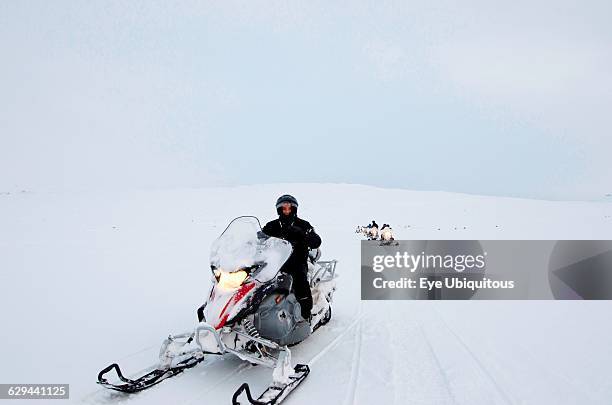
286;225;305;240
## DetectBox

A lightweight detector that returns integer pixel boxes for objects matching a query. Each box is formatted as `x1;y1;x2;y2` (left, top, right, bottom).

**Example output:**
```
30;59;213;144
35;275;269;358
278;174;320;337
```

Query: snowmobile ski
232;364;310;405
97;354;204;393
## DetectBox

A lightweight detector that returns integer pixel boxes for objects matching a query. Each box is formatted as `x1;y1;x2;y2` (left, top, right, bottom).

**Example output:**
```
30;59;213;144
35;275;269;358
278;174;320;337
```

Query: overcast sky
1;1;611;200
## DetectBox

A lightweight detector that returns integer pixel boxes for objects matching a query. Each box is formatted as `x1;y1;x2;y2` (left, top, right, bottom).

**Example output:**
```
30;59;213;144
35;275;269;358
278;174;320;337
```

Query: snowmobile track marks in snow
431;308;513;405
416;320;458;405
342;318;363;405
308;304;364;366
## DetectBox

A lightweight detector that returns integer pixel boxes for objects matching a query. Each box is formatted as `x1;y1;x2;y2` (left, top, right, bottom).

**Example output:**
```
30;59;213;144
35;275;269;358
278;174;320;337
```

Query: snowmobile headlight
214;269;249;290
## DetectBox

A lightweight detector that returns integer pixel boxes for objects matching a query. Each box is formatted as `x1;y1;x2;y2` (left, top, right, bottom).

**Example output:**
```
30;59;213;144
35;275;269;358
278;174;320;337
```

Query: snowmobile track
431;308;513;405
308;304;363;367
416;320;458;405
342;318;363;405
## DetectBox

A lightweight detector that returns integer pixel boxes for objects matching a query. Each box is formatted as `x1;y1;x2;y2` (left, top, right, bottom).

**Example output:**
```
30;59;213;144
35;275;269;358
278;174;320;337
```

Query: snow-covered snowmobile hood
209;216;292;283
205;216;293;329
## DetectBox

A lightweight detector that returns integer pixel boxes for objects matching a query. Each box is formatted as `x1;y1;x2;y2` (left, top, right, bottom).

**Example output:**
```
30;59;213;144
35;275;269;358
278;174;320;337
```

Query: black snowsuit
262;216;321;319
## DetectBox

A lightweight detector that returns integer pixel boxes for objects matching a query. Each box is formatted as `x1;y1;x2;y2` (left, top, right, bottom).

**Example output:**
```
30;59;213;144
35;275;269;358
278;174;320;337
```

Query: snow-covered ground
1;184;611;404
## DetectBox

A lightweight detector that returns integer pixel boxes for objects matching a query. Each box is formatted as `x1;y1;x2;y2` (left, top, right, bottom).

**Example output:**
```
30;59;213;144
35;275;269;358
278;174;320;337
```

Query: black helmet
276;194;298;216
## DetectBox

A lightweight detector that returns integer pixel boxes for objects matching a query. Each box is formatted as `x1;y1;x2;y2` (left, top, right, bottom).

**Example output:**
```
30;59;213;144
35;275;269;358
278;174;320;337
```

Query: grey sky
1;1;611;200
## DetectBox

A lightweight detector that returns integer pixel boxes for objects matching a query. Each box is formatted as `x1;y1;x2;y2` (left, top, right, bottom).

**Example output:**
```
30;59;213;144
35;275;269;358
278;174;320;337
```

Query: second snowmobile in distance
97;216;337;405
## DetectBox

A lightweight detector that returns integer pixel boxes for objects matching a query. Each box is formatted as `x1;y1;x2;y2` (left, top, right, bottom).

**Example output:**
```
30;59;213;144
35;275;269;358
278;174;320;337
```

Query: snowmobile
380;226;394;242
356;224;378;240
97;216;337;405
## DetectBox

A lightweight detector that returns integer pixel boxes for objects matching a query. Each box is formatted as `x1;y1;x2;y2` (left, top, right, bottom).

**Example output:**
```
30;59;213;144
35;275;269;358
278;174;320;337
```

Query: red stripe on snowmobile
215;314;229;330
215;282;256;329
235;281;255;301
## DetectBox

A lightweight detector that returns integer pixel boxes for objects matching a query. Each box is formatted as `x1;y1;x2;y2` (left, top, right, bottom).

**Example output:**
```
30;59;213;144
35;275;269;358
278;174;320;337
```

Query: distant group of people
356;220;395;241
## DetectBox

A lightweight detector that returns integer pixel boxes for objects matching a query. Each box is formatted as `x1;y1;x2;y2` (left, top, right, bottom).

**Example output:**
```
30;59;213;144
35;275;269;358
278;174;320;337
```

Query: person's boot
297;297;312;323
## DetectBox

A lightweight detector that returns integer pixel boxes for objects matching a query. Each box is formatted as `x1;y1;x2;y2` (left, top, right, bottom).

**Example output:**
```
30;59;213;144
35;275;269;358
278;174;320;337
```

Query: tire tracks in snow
342;319;363;405
432;307;602;404
308;304;363;367
307;303;364;405
416;320;458;405
430;307;513;405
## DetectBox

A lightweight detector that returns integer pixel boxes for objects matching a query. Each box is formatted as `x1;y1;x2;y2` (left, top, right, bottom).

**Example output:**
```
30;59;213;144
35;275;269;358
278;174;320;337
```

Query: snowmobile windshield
210;216;292;284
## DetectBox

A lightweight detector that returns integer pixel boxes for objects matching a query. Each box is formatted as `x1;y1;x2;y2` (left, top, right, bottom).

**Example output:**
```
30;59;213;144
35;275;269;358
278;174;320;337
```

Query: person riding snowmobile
262;194;321;321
